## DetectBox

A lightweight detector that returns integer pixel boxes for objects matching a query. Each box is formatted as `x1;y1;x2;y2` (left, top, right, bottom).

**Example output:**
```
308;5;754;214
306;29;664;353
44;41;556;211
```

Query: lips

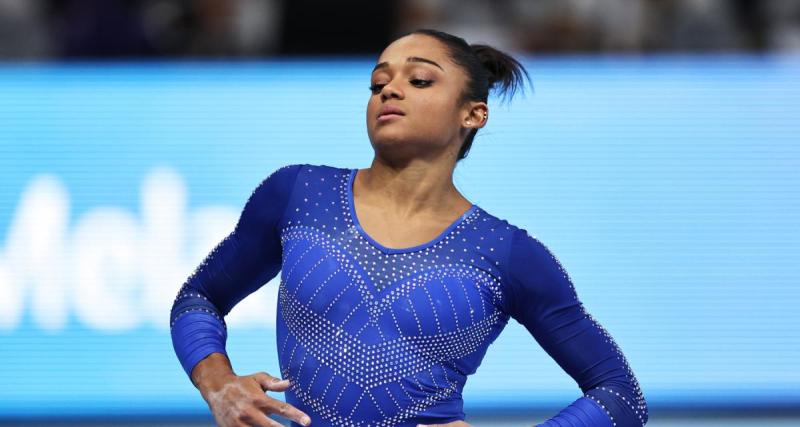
377;105;405;119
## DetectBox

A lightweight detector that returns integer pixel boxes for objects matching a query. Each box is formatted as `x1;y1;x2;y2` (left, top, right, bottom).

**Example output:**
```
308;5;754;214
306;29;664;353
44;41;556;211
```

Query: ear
462;101;488;130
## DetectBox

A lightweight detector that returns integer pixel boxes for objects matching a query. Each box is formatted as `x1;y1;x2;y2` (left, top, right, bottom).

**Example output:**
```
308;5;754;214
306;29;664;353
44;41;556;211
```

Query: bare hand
417;421;473;427
201;371;311;427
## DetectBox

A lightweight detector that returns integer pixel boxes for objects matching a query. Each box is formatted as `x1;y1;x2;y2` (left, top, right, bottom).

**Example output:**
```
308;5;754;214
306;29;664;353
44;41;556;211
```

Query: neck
356;158;471;219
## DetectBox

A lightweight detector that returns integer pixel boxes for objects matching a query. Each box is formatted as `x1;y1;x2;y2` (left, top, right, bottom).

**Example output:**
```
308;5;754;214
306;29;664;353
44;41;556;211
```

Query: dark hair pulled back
408;28;532;162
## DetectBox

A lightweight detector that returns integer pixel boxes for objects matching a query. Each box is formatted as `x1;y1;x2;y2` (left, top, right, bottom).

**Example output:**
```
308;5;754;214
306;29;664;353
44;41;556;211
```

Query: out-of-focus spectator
0;0;798;60
641;0;742;51
0;0;51;58
233;0;282;55
764;0;800;51
277;0;398;55
47;0;155;58
138;0;281;57
398;0;520;53
507;0;646;52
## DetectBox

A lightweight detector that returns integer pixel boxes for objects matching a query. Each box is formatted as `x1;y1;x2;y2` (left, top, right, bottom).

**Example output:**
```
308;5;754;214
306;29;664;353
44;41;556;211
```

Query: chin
369;127;411;145
370;135;425;159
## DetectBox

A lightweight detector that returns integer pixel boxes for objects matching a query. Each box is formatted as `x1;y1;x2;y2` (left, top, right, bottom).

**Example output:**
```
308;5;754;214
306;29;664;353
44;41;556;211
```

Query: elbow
640;389;649;425
169;282;223;330
586;380;649;426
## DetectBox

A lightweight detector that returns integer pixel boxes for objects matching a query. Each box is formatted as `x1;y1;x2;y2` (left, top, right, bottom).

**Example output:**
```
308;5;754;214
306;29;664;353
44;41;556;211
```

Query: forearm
531;321;649;427
170;300;228;375
536;394;614;427
538;381;647;426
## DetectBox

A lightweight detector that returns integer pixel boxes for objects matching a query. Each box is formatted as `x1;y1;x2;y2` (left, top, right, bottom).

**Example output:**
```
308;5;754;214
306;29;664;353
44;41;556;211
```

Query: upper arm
180;163;303;315
504;228;648;424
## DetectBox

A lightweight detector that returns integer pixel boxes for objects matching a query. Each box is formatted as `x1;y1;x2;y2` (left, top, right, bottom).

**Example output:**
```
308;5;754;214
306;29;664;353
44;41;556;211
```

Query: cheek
365;98;378;128
415;97;458;130
366;97;378;114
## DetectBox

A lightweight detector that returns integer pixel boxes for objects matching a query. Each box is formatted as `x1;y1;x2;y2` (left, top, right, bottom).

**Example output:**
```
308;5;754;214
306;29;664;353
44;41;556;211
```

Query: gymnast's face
366;34;473;161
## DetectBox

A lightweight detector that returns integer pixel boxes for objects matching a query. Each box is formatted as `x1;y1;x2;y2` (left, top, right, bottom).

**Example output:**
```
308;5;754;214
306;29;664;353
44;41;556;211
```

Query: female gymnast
170;28;649;427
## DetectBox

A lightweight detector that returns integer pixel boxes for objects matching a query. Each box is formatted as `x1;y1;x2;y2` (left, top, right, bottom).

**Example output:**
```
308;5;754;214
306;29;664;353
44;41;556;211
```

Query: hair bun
470;43;531;102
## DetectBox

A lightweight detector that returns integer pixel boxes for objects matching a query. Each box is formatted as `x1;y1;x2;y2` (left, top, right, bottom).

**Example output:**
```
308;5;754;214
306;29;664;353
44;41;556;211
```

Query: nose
380;80;403;100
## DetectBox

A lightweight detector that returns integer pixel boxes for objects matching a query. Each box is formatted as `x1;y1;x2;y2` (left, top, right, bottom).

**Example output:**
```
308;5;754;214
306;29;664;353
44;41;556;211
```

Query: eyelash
369;79;432;94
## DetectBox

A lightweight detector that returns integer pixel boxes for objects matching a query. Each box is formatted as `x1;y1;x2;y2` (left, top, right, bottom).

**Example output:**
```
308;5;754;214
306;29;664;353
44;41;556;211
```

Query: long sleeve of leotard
169;164;302;381
504;228;649;427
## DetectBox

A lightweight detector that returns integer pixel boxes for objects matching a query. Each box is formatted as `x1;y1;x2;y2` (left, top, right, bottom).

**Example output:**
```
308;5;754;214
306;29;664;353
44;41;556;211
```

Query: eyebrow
372;56;444;73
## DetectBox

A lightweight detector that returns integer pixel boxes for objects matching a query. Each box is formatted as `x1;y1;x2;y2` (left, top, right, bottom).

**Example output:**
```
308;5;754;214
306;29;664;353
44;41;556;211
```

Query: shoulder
248;162;351;211
251;163;305;198
293;163;350;177
480;211;562;274
262;162;346;179
469;208;537;263
482;213;573;292
509;227;557;265
255;162;347;192
241;163;308;216
508;225;571;283
470;206;516;236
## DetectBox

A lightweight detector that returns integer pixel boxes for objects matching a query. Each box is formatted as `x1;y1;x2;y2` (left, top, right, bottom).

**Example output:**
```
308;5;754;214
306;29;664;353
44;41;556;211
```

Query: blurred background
2;0;800;58
1;0;799;426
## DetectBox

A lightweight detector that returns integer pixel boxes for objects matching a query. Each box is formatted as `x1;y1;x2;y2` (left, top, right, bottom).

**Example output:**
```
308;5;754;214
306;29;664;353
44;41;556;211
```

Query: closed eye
369;79;433;95
368;83;385;94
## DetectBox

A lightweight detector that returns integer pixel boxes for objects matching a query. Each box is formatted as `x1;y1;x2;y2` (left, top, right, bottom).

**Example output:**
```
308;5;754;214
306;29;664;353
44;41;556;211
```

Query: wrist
191;352;236;396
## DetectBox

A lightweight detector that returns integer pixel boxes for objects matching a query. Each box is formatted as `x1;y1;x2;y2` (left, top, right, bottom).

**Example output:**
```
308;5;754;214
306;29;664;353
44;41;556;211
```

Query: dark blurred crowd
1;0;798;59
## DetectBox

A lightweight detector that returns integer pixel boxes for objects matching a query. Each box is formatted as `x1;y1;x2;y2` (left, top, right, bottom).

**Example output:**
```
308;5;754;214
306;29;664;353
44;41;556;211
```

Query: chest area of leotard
278;229;506;342
276;166;512;338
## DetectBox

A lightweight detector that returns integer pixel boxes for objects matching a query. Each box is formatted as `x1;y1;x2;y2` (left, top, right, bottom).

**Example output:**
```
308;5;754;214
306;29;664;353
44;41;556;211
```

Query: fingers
206;372;311;427
254;396;312;427
238;372;310;425
252;372;291;392
237;408;285;427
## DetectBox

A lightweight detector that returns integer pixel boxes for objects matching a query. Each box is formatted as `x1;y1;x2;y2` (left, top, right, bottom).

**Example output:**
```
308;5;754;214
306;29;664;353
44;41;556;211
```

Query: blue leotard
170;163;648;426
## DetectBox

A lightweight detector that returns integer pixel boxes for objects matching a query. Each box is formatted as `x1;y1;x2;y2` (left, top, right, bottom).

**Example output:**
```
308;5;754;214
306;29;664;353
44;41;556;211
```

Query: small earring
466;121;471;125
483;112;488;120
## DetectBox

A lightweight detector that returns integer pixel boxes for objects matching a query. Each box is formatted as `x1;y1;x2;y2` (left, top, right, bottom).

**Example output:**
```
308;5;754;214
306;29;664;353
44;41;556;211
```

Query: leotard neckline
346;167;478;254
